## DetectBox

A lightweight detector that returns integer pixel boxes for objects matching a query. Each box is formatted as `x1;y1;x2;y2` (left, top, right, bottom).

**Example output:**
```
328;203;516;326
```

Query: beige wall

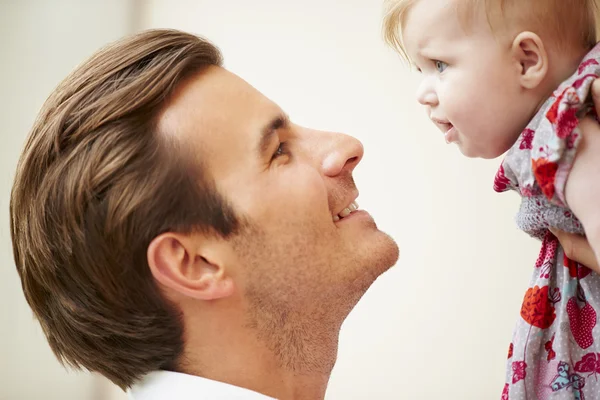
1;1;541;399
138;1;540;398
0;1;134;399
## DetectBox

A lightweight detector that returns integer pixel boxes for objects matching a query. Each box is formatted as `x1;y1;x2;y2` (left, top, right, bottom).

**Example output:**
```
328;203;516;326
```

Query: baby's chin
457;140;511;160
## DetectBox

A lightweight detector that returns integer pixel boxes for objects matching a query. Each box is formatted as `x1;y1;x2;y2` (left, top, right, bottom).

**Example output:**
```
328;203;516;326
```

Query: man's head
383;0;598;158
11;29;398;389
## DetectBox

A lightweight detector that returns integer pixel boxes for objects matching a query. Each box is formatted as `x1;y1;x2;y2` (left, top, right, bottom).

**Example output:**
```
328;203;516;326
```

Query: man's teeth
334;201;359;221
339;207;352;218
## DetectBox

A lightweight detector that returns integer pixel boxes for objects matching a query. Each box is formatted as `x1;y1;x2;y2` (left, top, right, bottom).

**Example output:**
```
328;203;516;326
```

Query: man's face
160;66;398;334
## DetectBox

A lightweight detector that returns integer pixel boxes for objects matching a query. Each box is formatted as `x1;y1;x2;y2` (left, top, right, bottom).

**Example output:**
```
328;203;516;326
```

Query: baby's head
384;0;598;158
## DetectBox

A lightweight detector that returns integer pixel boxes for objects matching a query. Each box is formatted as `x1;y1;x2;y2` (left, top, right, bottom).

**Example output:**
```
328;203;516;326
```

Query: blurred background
0;0;540;399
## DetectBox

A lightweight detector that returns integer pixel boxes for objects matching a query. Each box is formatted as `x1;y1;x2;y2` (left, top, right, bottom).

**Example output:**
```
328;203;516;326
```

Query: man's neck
178;301;340;400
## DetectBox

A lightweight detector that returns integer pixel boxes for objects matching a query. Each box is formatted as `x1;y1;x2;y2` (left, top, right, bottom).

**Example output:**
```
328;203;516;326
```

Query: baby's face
403;0;536;159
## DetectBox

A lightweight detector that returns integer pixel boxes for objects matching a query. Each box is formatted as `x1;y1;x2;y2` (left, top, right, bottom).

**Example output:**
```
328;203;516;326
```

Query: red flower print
572;73;598;89
565;254;579;278
521;286;556;329
564;254;592;279
549;287;561;305
546;90;567;124
494;164;512;192
575;352;600;376
532;158;559;201
512;361;527;384
545;334;556;361
508;342;514;359
578;59;599;74
536;233;557;279
567;296;597;349
520;184;537;197
580;266;592;279
519;129;535;150
556;108;579;139
501;383;509;400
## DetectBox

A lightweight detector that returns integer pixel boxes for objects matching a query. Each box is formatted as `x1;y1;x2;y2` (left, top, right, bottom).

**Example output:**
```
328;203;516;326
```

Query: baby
383;0;600;398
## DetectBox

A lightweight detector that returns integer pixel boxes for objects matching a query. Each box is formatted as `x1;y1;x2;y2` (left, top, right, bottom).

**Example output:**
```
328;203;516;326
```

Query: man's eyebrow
257;113;290;156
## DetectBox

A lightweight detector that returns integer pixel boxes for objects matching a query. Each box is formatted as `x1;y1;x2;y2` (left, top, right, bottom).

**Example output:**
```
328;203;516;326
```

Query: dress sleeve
494;47;600;208
531;72;597;208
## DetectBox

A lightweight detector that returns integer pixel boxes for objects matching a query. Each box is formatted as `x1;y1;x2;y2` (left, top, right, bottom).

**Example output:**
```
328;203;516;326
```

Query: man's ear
512;31;548;89
147;232;234;300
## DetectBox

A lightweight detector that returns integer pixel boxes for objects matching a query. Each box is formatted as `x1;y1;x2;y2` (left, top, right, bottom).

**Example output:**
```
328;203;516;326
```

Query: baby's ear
512;31;548;89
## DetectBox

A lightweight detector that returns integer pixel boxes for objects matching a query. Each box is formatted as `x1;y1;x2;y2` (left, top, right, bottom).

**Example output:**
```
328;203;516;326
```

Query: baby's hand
551;229;600;274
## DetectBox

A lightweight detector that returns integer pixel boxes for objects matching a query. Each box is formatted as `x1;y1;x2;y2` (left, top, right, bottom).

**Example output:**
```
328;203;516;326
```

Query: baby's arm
565;114;600;267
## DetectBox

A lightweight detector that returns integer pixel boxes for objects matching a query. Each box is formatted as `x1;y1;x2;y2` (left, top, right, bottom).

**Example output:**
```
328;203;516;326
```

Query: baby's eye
434;60;448;73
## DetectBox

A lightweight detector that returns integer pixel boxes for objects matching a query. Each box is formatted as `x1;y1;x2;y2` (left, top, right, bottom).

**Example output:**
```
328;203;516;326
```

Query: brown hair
10;29;241;389
383;0;599;61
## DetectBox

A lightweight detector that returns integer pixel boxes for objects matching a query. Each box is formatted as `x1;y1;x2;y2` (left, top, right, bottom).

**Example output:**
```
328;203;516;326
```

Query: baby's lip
431;117;450;125
431;118;453;132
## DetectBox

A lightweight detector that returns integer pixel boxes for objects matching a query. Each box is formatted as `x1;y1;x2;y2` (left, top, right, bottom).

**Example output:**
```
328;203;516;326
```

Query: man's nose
416;78;438;107
321;132;364;177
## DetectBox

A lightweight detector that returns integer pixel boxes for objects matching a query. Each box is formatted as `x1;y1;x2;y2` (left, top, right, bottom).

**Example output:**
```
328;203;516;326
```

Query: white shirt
128;370;276;400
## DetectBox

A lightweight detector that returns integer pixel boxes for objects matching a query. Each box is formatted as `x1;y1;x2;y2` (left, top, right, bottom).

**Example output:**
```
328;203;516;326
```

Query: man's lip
333;191;359;216
334;209;369;224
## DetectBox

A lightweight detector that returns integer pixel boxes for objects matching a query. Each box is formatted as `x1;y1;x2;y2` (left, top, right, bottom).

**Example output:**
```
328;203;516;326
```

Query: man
10;29;399;399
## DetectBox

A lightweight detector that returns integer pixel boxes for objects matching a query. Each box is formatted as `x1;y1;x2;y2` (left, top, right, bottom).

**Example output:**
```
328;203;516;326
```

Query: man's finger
592;79;600;115
550;228;600;273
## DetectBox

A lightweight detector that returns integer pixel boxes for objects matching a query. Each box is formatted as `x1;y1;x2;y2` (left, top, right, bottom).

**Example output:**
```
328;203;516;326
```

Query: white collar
128;370;277;400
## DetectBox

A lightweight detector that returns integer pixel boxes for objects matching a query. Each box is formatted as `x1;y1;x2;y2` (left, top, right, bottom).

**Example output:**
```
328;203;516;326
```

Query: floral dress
494;44;600;400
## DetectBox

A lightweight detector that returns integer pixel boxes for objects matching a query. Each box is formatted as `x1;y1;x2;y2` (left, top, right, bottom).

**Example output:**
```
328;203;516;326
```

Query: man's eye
434;60;448;73
272;142;288;160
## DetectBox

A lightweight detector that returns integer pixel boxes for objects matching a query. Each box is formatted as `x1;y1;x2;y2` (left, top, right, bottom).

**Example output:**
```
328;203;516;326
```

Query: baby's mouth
431;118;454;141
443;125;458;144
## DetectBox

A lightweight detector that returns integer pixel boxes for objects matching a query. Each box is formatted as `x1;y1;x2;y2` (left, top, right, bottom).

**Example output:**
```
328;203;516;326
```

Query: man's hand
551;229;600;274
564;79;600;269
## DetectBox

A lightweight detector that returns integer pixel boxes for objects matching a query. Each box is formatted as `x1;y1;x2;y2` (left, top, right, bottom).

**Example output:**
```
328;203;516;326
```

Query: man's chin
349;231;399;291
364;216;400;268
372;231;400;274
363;226;399;263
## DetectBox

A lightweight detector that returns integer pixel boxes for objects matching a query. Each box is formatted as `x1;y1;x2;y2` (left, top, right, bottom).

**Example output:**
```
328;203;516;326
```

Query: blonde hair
383;0;599;61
